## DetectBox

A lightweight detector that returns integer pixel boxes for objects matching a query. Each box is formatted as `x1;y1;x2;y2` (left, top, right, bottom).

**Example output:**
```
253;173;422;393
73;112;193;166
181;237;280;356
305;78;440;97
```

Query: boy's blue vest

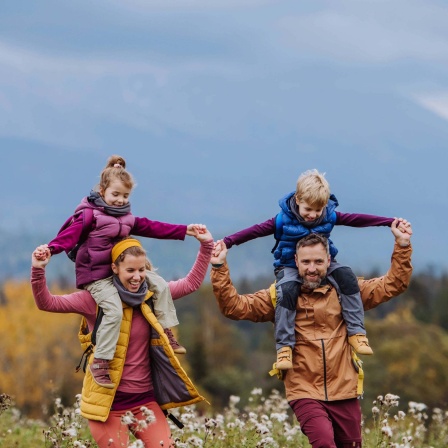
272;192;339;268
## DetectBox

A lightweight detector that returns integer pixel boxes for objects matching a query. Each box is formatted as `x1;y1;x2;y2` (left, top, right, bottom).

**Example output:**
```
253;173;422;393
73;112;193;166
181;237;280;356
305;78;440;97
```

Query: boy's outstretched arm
336;212;411;233
221;217;275;249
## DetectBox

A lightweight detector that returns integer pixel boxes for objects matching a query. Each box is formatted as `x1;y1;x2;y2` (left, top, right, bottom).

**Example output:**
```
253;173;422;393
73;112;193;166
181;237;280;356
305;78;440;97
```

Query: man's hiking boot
89;358;114;389
348;334;373;355
276;346;293;370
164;328;187;354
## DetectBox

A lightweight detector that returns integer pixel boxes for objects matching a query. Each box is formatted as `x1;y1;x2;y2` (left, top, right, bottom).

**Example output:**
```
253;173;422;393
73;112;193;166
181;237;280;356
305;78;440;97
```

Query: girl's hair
294;169;330;209
113;244;154;271
98;155;135;192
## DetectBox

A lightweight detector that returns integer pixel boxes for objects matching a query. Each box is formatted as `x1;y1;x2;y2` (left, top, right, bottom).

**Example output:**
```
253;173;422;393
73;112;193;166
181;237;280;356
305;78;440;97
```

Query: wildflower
229;395;241;405
381;424;393;438
121;411;136;425
205;418;217;429
186;436;203;447
383;394;400;407
372;406;380;415
141;406;156;424
408;401;427;412
256;436;276;447
62;427;78;437
251;388;263;396
255;422;270;435
270;412;288;422
128;440;145;448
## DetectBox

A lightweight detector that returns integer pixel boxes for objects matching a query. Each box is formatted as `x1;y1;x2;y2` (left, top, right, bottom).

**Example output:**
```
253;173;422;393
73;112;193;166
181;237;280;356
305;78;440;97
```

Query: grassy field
1;390;448;447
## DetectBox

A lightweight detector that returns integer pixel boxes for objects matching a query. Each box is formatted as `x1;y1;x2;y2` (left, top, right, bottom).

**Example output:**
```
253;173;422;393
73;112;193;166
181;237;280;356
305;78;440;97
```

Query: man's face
295;243;331;290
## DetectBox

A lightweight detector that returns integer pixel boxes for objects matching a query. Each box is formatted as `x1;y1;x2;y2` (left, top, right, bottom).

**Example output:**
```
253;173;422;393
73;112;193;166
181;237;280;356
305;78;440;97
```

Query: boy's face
296;200;325;222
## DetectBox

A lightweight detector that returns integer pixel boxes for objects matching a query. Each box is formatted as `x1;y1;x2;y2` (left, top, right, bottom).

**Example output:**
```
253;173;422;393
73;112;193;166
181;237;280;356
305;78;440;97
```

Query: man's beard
301;273;325;290
302;279;322;290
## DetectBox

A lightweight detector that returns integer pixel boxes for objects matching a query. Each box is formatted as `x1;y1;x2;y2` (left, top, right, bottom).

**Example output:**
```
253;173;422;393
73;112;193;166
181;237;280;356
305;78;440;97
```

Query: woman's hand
194;226;213;242
32;245;51;268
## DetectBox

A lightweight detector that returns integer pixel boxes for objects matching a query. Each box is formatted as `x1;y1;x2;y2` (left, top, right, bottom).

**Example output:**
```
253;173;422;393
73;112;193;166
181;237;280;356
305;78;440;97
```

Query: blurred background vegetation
1;268;448;422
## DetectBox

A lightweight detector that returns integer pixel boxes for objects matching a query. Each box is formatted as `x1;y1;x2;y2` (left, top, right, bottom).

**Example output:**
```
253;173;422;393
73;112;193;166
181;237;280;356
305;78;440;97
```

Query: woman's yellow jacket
78;292;207;422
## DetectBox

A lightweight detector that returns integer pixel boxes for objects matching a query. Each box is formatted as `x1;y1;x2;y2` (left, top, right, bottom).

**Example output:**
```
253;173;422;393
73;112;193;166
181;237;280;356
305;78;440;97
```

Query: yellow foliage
0;280;83;419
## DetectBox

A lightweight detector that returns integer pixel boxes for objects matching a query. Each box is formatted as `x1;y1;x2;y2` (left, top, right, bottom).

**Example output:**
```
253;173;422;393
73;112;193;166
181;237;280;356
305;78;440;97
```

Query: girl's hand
32;245;51;268
186;223;207;237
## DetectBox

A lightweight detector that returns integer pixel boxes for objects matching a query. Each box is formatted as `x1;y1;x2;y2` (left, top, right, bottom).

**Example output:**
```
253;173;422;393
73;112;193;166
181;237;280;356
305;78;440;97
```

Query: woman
31;228;214;448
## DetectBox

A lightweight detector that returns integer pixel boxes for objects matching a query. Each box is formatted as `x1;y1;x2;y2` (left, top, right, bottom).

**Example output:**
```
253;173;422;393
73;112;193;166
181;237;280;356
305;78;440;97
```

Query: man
210;219;412;448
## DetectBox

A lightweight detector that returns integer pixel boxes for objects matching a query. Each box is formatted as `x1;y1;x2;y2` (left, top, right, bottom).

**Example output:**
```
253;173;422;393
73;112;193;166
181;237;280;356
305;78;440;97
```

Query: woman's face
111;254;146;293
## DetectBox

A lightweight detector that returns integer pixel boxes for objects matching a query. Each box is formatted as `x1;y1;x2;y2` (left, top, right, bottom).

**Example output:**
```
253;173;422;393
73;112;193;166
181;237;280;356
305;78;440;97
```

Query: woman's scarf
112;275;148;307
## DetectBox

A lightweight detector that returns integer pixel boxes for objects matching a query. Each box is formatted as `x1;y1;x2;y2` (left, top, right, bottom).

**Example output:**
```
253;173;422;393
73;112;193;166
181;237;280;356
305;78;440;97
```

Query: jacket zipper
321;339;328;401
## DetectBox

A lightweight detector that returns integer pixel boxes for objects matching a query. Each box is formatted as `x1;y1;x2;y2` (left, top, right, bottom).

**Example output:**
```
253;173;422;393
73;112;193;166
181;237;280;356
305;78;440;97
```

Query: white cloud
0;41;245;148
413;92;448;122
277;0;448;63
0;42;168;80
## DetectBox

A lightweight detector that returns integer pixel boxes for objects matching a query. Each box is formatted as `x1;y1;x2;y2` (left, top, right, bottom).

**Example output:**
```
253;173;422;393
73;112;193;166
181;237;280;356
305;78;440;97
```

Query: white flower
270;412;288;422
121;411;136;425
381;424;393;438
408;401;427;412
251;388;263;396
62;427;78;437
229;395;241;405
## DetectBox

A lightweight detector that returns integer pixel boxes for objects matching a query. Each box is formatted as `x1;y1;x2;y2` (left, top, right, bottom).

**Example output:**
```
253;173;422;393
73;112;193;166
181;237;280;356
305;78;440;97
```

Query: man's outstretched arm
360;218;413;310
210;241;275;323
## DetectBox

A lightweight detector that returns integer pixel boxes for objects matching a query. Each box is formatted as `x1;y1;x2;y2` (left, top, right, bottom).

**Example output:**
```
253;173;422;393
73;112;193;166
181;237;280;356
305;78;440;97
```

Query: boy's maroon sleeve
335;212;394;227
48;214;84;255
223;217;276;249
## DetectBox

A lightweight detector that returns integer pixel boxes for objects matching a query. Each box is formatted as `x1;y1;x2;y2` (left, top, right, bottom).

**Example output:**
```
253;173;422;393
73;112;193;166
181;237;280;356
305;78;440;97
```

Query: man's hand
391;218;412;247
32;245;51;268
211;240;228;265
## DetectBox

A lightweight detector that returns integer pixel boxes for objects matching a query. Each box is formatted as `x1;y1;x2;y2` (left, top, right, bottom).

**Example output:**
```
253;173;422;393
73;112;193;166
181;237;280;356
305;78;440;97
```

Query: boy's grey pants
85;271;178;360
274;262;366;351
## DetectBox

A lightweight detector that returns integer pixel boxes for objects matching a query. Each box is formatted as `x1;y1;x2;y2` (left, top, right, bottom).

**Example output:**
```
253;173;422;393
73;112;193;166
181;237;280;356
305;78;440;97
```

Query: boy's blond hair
294;169;330;209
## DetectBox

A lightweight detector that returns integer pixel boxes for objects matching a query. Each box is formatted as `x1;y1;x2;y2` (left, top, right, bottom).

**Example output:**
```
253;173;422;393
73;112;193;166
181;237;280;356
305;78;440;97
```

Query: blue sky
1;0;447;276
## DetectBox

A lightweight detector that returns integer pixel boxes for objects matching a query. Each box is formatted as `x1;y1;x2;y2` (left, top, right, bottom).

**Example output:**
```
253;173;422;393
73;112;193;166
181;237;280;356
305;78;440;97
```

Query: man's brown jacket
211;243;412;403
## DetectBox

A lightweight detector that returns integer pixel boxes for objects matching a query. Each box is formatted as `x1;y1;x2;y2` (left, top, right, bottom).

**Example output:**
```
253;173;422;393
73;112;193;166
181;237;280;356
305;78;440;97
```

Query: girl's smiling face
100;180;131;207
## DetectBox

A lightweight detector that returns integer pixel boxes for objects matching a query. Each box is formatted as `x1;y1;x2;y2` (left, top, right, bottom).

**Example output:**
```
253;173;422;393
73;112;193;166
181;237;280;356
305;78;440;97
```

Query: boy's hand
395;217;413;235
213;239;228;257
391;219;412;247
211;240;228;265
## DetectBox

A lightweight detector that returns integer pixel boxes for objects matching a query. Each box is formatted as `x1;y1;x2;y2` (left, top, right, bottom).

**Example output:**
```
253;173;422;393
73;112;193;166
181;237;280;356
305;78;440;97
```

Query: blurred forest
1;268;448;421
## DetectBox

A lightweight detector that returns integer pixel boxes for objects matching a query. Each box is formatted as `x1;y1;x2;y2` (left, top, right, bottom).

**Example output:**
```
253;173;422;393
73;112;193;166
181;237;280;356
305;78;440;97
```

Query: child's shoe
164;328;187;354
276;346;293;370
89;358;114;388
348;334;373;355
